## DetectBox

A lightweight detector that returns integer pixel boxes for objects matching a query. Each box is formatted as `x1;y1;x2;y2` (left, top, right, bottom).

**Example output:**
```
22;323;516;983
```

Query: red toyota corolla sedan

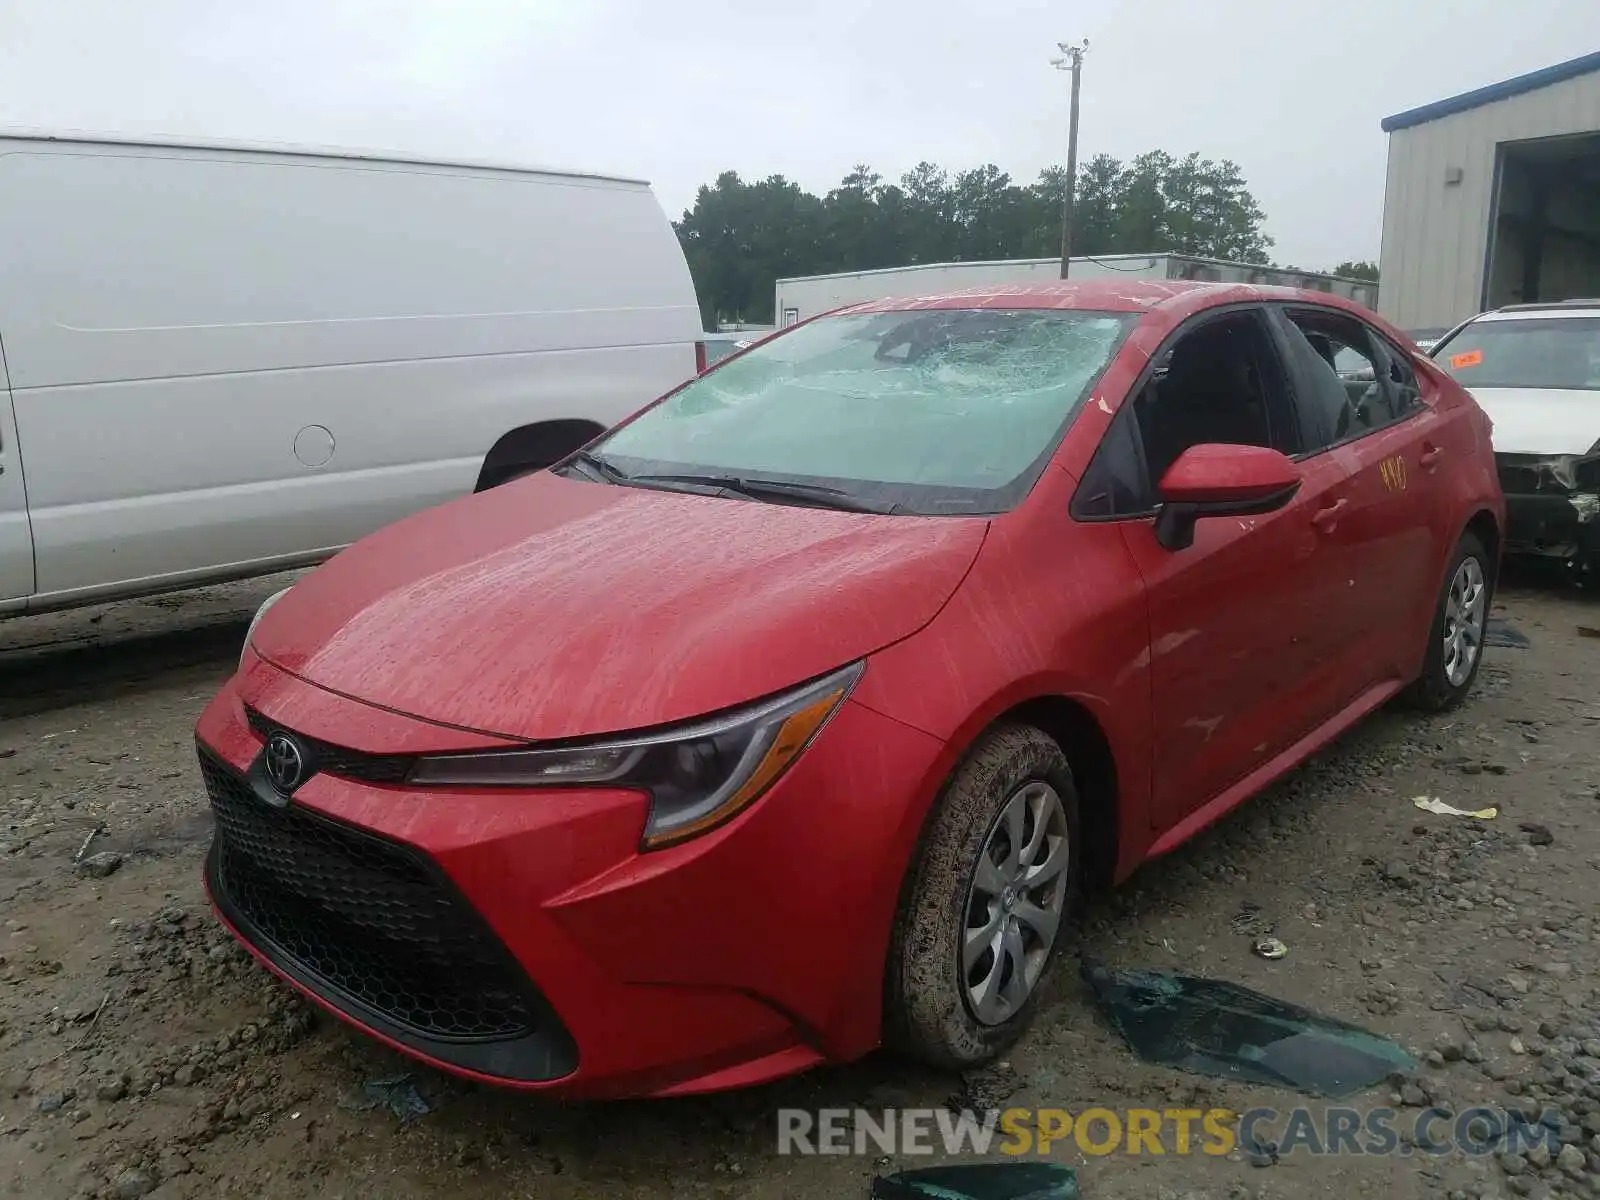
195;281;1503;1100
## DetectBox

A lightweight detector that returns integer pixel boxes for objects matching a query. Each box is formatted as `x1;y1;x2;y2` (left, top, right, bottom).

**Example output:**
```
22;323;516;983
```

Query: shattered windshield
592;308;1136;515
1433;316;1600;391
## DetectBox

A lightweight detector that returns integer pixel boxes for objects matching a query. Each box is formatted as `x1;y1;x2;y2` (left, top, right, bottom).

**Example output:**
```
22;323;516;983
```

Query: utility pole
1051;39;1088;279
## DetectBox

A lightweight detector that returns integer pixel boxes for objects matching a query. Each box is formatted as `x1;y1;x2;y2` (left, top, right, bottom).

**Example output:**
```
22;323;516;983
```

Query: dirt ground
3;569;1599;1200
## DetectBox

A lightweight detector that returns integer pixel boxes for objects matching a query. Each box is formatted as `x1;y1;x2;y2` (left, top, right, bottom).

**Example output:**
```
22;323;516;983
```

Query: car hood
1469;387;1600;456
250;474;988;741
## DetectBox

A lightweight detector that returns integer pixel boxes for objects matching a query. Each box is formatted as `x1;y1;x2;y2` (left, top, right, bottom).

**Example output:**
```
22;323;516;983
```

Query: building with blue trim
1377;53;1600;331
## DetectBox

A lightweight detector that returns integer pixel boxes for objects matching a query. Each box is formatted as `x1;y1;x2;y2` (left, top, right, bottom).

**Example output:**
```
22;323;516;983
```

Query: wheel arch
473;419;607;492
892;691;1124;907
999;695;1121;891
1464;507;1501;582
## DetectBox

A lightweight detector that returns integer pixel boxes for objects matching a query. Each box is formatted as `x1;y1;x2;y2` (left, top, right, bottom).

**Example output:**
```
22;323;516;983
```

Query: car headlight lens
409;661;863;849
241;586;293;670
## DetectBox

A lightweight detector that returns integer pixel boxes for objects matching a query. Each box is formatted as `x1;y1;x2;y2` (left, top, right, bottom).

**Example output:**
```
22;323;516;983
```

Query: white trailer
774;254;1379;326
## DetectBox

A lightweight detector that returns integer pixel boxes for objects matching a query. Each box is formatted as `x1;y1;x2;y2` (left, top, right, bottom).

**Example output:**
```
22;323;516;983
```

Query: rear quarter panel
1418;359;1506;562
1387;359;1504;685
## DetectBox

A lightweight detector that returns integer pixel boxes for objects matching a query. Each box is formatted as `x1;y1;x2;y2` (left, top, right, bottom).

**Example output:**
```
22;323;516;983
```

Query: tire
1403;530;1492;713
481;462;547;491
884;724;1082;1071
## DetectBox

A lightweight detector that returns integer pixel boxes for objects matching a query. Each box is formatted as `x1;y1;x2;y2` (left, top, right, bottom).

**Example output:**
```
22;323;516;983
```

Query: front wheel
1403;530;1492;712
497;464;544;486
884;725;1081;1070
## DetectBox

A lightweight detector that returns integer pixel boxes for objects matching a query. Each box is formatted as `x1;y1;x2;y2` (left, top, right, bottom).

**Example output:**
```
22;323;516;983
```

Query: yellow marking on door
1378;455;1408;493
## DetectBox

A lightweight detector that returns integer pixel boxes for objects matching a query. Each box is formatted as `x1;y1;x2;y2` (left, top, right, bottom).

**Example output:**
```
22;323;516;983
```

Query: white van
0;130;705;616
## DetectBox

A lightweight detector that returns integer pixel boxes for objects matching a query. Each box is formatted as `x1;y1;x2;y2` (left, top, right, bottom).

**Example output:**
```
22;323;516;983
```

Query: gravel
4;576;1600;1200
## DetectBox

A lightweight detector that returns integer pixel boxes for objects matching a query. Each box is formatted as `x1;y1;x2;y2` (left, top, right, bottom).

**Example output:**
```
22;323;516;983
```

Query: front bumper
1503;490;1600;570
194;656;945;1098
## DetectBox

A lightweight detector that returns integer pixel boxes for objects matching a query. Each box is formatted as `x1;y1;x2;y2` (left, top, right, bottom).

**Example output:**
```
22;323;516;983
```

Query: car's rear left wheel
1404;530;1492;712
884;724;1081;1070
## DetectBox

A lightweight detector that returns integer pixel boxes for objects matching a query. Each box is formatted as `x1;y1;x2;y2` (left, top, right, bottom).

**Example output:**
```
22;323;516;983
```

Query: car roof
834;279;1381;319
1476;300;1600;321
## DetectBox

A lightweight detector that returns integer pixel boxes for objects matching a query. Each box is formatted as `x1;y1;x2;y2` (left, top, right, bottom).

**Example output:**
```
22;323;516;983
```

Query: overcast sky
2;1;1597;269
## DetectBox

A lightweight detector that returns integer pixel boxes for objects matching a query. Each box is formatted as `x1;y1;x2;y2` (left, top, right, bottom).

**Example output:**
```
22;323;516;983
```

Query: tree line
673;151;1378;327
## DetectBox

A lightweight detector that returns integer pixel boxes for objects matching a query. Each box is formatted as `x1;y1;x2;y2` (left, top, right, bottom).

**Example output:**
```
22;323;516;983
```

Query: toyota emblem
264;733;307;793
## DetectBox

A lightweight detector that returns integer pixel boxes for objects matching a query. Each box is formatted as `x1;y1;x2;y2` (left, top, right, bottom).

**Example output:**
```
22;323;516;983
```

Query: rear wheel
885;725;1081;1070
1404;531;1491;712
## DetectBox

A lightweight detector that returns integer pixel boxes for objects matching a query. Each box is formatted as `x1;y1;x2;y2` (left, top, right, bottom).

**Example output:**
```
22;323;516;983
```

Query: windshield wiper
564;455;900;513
562;449;633;484
626;473;900;514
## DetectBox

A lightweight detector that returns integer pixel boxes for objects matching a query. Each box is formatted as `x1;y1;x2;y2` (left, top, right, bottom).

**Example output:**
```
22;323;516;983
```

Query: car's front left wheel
884;724;1081;1070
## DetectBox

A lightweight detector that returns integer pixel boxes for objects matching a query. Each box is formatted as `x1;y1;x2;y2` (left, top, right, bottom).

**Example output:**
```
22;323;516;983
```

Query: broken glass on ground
337;1074;432;1123
1485;618;1531;649
872;1163;1079;1200
1082;960;1415;1099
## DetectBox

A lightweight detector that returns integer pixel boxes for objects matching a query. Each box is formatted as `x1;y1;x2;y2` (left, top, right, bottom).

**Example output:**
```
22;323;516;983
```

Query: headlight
241;586;293;669
409;661;863;849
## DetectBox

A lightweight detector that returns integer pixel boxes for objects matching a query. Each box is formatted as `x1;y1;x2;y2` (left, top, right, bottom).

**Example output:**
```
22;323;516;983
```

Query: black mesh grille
200;749;537;1042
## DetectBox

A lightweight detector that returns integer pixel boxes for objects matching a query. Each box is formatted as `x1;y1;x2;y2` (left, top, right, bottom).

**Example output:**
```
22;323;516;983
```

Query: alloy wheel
1442;555;1487;688
962;780;1071;1026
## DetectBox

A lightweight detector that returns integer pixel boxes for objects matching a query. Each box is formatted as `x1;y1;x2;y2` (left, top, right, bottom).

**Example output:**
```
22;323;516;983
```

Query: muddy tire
884;724;1082;1071
1403;530;1492;713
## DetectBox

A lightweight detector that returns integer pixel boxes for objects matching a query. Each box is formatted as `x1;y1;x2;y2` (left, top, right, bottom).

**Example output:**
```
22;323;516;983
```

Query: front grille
245;708;414;785
200;750;538;1042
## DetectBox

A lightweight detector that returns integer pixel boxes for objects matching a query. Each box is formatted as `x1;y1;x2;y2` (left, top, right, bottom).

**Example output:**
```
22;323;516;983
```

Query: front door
0;343;34;605
1112;307;1348;830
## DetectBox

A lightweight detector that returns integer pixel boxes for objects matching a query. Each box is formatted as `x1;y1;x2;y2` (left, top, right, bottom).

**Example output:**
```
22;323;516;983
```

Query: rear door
1268;305;1447;694
0;338;35;604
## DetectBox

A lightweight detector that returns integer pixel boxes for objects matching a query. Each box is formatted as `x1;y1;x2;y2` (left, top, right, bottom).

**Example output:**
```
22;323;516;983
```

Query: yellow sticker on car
1379;455;1408;492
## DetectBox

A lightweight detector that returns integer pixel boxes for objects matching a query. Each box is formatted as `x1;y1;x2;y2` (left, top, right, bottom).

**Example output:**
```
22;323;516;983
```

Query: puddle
1082;961;1415;1099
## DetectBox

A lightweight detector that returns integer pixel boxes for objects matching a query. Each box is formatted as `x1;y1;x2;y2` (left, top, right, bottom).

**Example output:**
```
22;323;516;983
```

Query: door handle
1419;444;1445;471
1311;498;1348;531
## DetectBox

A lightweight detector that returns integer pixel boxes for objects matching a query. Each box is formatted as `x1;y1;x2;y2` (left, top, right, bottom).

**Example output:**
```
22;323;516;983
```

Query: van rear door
0;340;34;606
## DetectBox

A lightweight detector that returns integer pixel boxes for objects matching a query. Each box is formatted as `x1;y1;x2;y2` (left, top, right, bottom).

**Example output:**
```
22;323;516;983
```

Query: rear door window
1271;307;1410;451
1368;334;1423;416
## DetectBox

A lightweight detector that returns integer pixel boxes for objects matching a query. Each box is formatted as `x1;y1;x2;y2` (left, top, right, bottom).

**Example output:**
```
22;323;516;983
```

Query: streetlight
1050;39;1089;279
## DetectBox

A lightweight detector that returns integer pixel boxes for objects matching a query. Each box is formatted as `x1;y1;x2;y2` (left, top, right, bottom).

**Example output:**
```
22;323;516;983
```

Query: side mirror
1154;444;1301;552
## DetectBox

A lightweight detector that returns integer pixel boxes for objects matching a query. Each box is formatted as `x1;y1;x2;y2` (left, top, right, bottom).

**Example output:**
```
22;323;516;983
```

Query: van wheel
496;464;545;486
1403;531;1491;712
477;460;550;491
885;725;1081;1070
